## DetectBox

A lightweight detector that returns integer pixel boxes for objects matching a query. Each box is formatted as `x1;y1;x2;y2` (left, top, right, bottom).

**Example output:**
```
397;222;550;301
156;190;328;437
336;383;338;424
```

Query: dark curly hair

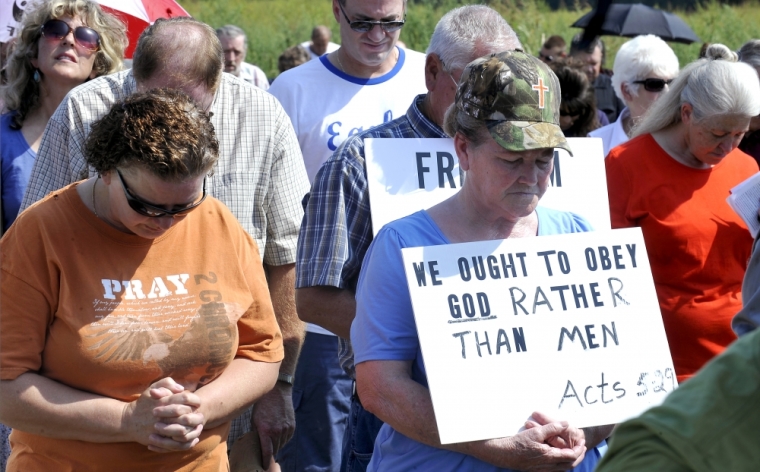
550;58;600;137
84;89;219;180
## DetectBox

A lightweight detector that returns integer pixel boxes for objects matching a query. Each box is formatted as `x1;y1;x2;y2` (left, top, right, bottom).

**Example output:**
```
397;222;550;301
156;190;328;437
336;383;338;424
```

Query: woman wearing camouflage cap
350;51;612;471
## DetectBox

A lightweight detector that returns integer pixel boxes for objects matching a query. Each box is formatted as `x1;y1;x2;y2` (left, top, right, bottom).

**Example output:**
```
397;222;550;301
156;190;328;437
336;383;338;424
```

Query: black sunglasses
633;78;673;93
41;19;100;52
539;52;554;62
115;169;207;218
338;3;405;33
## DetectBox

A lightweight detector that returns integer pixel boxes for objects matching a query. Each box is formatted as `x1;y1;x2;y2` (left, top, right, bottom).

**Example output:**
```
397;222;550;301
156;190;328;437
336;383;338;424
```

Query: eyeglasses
115;169;207;218
338;3;405;33
40;19;100;52
439;59;460;88
633;78;673;93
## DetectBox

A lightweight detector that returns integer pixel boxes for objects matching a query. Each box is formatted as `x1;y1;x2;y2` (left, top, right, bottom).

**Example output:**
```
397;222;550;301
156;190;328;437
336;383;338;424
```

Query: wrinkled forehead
219;34;245;51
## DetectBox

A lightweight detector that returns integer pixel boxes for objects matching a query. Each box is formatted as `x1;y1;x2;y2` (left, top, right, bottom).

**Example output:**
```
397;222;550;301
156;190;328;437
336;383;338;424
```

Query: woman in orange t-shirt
606;44;760;383
0;89;283;471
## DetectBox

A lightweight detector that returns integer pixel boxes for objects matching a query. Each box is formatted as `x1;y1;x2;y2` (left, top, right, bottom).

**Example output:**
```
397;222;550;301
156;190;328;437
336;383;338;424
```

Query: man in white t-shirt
300;25;340;60
270;1;425;181
268;0;425;470
216;24;270;90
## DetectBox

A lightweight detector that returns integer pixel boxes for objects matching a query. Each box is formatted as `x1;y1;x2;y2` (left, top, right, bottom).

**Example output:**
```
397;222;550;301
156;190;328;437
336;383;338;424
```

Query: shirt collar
407;94;448;138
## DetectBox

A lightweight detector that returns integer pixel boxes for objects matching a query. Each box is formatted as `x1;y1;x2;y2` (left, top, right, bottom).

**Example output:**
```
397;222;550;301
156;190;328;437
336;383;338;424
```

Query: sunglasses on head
338;3;405;33
115;169;207;218
40;19;100;52
633;78;673;93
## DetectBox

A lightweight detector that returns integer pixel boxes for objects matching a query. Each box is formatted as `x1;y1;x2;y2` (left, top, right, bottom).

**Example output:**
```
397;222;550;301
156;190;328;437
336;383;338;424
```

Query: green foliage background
183;0;760;79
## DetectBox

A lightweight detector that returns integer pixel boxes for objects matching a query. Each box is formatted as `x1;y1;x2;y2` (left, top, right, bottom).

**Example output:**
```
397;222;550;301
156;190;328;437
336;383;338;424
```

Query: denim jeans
340;392;384;472
277;332;352;472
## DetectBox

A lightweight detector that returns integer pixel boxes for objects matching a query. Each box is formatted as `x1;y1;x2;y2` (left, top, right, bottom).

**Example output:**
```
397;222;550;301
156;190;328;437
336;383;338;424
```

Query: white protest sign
365;137;609;234
0;0;28;42
401;227;676;444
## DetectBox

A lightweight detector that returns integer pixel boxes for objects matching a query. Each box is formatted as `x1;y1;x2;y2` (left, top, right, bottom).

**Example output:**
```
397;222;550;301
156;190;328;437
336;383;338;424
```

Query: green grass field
182;0;760;79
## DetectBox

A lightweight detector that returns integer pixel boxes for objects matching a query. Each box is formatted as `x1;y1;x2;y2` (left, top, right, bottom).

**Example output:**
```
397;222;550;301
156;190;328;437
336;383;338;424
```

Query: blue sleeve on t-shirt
352;225;419;363
1;113;37;232
351;211;447;386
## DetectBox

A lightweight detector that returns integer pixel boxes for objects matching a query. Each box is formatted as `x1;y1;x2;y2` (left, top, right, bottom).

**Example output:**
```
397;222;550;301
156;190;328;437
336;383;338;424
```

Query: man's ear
424;53;443;93
332;0;341;23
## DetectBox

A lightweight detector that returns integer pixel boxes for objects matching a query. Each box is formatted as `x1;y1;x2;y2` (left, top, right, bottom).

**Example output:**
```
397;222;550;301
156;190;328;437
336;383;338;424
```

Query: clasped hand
123;377;205;453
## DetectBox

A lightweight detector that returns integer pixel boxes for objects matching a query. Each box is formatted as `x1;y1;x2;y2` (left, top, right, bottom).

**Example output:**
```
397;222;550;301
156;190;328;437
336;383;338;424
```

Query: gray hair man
20;16;309;470
293;5;526;471
300;25;339;60
216;24;270;90
268;0;427;469
590;35;679;156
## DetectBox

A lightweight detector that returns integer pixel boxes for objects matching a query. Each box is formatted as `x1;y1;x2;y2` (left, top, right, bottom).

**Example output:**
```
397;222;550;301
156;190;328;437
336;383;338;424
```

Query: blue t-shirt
1;112;36;232
352;207;601;472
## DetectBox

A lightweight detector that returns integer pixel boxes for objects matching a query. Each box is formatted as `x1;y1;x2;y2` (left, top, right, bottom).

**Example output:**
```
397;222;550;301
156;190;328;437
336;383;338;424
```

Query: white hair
611;35;679;101
634;44;760;136
426;4;521;72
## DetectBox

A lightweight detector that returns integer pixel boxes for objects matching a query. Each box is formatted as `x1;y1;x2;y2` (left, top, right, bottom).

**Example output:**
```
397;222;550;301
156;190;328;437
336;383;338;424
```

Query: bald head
310;25;332;56
133;17;223;93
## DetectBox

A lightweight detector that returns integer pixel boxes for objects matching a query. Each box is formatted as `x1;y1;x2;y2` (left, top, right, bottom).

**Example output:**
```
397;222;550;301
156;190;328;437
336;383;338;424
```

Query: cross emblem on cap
532;78;549;109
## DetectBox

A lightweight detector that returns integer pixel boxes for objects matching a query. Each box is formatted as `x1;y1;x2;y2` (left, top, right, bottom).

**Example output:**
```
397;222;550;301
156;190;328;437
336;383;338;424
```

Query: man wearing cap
350;50;613;471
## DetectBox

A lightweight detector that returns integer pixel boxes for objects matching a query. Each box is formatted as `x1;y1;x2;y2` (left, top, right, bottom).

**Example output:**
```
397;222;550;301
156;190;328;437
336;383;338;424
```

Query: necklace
92;176;99;218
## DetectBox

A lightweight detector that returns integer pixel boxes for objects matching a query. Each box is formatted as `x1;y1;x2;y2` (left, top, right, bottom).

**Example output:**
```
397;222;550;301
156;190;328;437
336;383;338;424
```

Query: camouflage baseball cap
455;50;572;155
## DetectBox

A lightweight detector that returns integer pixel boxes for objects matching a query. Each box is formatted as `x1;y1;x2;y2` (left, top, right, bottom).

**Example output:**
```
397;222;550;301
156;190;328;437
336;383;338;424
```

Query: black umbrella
572;3;701;44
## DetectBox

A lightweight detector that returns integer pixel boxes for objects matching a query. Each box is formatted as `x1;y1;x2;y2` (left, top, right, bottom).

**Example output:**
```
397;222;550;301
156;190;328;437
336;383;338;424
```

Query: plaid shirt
296;94;448;379
21;70;309;266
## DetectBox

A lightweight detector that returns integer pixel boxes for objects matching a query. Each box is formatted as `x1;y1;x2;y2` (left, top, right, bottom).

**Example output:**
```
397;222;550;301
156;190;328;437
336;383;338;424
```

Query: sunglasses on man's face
40;19;100;52
633;78;673;93
338;3;405;33
115;169;207;218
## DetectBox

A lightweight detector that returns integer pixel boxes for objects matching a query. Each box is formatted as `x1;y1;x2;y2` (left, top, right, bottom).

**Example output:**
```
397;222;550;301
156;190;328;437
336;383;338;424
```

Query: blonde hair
634;44;760;137
0;0;127;128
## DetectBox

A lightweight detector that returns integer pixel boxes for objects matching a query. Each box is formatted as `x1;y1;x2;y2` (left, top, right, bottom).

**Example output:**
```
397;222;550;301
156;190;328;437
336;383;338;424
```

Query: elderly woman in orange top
605;44;760;383
0;89;283;471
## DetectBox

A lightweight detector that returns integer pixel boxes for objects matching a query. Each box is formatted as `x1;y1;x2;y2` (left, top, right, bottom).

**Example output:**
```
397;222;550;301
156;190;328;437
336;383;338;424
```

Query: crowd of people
2;0;760;471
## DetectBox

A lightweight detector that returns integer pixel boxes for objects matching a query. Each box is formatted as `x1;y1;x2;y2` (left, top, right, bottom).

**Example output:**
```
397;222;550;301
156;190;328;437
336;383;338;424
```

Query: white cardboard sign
365;137;610;234
401;228;676;444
